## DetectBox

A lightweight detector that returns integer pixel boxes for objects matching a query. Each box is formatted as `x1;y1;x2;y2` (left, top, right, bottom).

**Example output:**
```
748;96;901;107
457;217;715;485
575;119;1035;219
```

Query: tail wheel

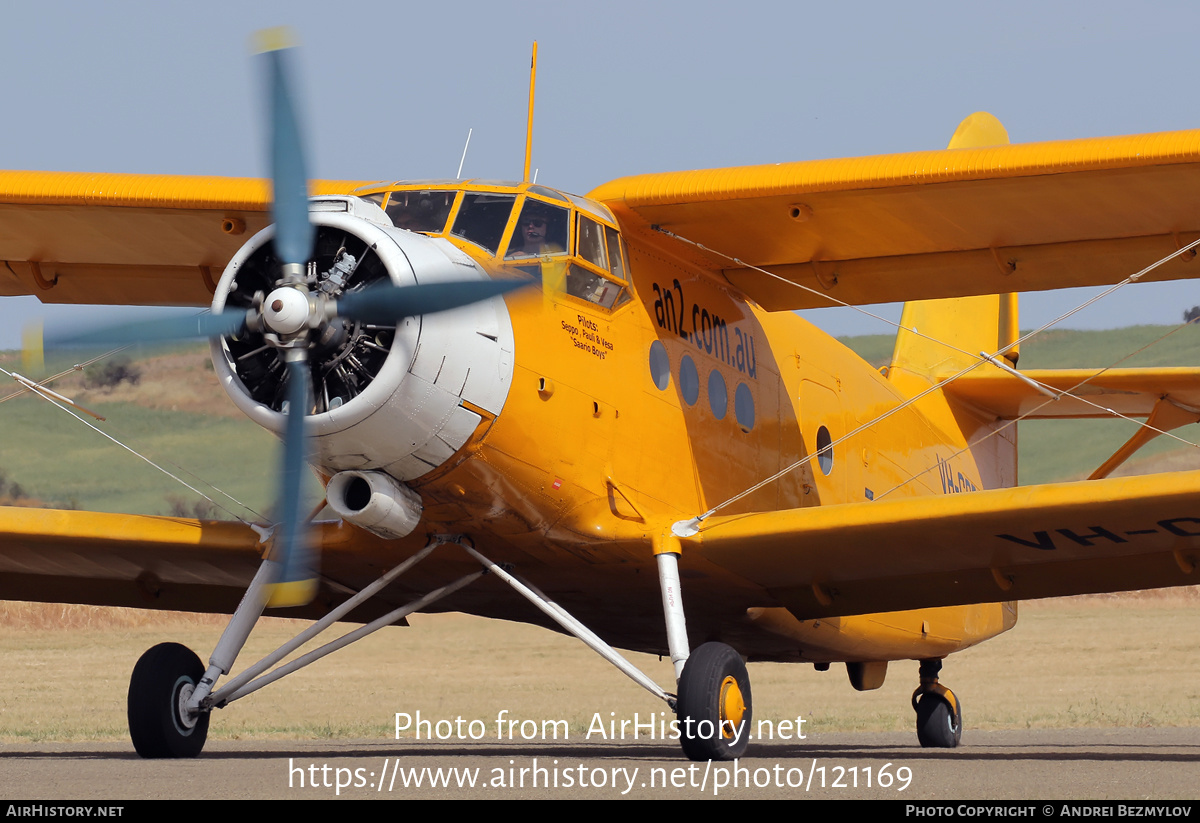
128;642;210;758
915;690;962;748
676;642;752;761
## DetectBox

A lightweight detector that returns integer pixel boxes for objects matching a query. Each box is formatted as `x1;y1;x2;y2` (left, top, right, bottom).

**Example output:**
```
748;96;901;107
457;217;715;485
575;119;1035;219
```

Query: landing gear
911;658;961;748
127;643;210;758
676;642;753;761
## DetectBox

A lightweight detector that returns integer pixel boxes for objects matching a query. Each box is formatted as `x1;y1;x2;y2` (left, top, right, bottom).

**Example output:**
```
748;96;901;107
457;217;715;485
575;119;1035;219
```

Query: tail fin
890;112;1019;386
887;113;1019;487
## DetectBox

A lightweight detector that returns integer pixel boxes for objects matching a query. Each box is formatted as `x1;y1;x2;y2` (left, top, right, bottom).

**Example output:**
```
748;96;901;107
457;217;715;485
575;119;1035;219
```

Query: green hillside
1;324;1196;516
0;345;319;519
838;324;1200;485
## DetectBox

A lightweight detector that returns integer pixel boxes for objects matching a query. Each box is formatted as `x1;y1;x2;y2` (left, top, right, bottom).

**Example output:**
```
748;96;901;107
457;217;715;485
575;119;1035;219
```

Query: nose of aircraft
208;195;517;482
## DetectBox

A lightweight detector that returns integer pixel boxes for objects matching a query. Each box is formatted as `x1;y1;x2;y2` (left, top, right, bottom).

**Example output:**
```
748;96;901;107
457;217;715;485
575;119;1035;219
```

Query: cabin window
735;383;755;431
816;425;834;475
708;370;728;420
679;355;700;406
386;190;457;233
451;193;517;254
649;341;670;390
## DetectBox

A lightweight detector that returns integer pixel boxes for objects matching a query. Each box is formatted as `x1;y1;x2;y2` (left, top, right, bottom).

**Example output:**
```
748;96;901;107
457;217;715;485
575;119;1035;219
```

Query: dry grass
48;348;242;419
1;594;1197;745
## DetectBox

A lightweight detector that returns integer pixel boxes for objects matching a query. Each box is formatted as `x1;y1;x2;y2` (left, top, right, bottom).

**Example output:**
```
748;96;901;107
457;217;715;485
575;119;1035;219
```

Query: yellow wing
590;128;1200;310
682;470;1200;620
0;171;374;305
0;506;424;623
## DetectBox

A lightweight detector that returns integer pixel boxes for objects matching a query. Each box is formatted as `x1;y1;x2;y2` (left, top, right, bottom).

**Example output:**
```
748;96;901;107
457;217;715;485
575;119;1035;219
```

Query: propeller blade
41;310;250;349
265;353;318;608
336;279;527;326
260;34;314;269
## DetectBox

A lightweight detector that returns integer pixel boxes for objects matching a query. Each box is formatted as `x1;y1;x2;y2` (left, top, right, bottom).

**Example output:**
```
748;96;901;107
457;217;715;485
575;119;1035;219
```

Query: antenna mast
523;41;538;182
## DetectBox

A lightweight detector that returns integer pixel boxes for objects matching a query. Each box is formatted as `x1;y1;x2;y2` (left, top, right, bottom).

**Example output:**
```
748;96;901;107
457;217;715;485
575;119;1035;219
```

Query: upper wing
682;470;1200;620
589;129;1200;310
0;171;374;306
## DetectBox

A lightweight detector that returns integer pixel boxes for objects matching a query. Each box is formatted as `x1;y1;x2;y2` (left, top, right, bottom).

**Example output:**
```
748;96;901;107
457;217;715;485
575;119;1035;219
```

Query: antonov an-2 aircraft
1;37;1200;760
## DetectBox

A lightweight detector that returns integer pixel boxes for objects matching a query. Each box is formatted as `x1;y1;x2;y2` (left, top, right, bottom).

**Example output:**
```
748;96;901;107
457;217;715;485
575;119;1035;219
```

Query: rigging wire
0;361;264;525
656;228;1200;533
871;321;1200;502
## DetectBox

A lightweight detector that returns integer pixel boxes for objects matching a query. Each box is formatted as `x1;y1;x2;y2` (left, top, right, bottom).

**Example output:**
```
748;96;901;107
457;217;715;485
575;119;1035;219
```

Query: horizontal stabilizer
946;366;1200;419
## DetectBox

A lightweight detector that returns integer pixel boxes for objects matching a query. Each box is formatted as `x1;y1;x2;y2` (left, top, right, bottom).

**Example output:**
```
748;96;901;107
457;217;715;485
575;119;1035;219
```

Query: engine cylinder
209;196;515;481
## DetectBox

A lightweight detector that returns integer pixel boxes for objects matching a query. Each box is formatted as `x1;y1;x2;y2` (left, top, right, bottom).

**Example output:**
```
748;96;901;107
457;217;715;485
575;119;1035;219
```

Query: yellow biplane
2;39;1200;760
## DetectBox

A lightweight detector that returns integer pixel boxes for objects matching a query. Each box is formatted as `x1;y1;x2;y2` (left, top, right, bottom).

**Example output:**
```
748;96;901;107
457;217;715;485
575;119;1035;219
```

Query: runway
2;728;1197;800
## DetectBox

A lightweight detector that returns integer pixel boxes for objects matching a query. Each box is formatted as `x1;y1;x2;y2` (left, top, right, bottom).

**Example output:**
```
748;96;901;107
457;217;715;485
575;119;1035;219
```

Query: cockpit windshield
370;181;632;311
385;190;456;233
450;192;517;254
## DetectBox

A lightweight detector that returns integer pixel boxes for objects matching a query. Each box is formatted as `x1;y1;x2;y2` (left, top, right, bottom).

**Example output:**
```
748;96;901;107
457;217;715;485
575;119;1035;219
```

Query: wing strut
181;537;676;717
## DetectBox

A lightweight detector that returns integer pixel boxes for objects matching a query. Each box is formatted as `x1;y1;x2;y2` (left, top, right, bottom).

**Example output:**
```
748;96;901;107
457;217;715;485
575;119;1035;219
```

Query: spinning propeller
36;30;525;608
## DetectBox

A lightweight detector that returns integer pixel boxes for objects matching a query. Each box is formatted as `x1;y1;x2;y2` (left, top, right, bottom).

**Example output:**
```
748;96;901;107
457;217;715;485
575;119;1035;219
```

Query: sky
3;0;1200;346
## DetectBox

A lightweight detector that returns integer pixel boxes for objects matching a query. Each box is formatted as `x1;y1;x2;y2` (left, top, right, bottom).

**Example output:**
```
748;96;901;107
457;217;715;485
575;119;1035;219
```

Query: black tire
915;692;962;748
128;642;210;758
676;642;752;761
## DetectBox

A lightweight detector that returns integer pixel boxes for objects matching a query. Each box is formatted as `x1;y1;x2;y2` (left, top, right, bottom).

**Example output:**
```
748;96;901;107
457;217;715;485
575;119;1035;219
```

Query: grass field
1;326;1198;745
0;592;1196;744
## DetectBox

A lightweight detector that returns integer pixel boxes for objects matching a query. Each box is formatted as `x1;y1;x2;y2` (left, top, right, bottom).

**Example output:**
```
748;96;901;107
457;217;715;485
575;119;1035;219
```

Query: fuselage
213;179;1016;666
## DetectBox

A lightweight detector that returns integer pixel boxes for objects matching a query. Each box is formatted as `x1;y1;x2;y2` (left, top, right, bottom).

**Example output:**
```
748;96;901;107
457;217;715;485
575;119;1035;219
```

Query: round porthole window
649;340;670;390
816;425;834;475
708;370;727;419
679;355;699;406
734;383;755;431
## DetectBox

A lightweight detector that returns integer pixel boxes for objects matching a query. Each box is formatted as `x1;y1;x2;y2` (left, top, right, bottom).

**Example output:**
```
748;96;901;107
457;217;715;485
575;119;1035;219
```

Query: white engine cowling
209;196;515;481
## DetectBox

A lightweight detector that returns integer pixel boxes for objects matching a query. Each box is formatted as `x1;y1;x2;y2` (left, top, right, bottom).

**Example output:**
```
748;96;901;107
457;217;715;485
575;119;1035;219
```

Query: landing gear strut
911;658;961;748
655;545;752;761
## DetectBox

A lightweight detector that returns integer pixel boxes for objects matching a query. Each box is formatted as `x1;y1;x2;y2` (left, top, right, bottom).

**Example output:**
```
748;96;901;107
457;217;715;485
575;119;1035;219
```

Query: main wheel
676;642;752;761
128;642;210;758
915;691;962;748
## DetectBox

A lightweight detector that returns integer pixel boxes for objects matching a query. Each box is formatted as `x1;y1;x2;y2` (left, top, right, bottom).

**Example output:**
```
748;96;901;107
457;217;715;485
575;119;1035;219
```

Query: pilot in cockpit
506;200;567;258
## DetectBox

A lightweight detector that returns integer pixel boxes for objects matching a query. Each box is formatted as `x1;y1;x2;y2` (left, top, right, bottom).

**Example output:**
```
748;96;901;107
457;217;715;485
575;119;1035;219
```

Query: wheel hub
718;675;746;739
174;678;199;732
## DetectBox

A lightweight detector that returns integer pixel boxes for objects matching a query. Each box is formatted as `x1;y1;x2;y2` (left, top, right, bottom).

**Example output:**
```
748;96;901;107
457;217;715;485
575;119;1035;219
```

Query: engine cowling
209;196;515;480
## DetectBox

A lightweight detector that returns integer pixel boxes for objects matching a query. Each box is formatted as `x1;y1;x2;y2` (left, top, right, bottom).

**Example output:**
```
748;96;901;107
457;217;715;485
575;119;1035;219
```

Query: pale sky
3;0;1200;346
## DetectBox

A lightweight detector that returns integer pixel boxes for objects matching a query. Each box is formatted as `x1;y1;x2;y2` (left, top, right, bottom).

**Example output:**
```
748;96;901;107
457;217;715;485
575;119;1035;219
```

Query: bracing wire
0;361;264;525
658;228;1200;533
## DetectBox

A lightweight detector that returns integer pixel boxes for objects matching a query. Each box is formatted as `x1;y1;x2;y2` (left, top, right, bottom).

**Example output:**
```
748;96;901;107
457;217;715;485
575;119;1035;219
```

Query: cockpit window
505;199;569;259
605;226;626;282
567;265;622;308
451;193;517;254
564;215;630;309
576;215;608;270
386;190;456;233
